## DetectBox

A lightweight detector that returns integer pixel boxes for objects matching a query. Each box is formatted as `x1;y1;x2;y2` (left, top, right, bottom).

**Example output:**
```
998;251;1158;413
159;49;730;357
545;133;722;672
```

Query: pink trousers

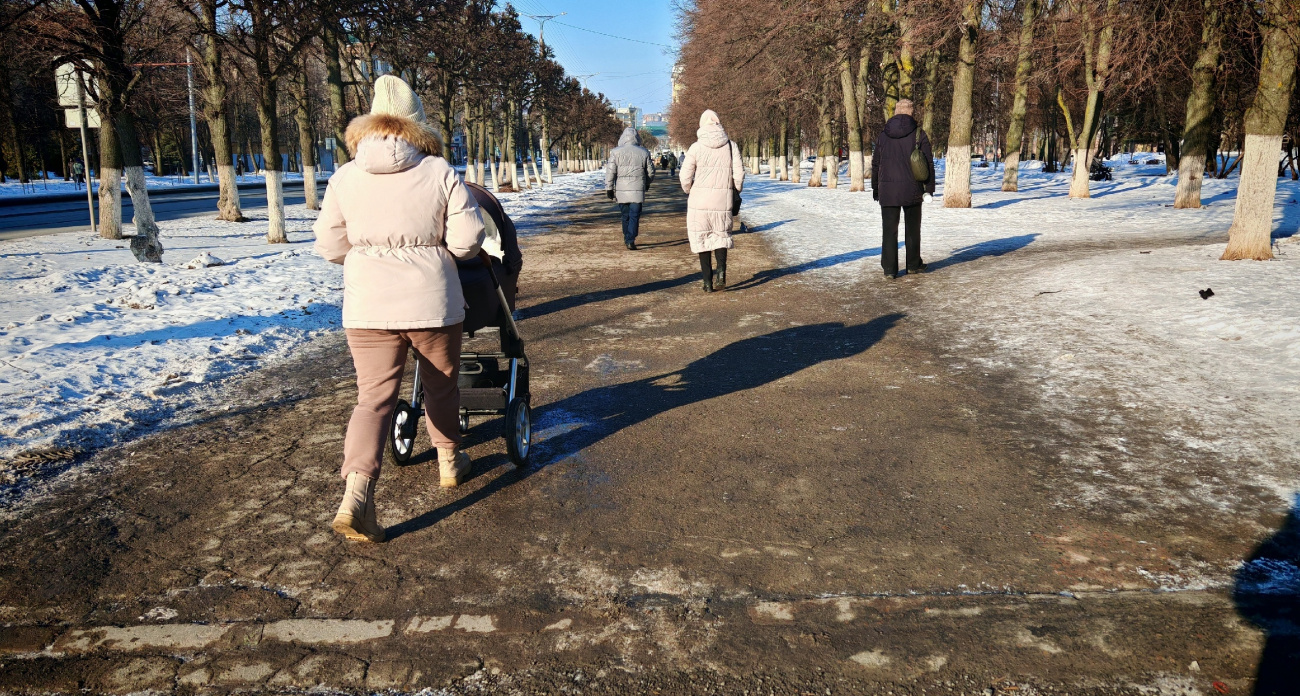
342;327;462;480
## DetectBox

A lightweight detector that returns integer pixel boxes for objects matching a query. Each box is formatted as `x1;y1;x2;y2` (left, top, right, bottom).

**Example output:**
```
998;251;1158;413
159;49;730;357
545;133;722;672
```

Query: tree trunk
839;53;865;192
322;22;350;166
196;18;245;221
1001;0;1039;192
944;0;981;208
292;64;318;210
1222;0;1298;261
810;86;834;187
255;68;287;244
920;51;939;140
1174;0;1223;208
96;103;123;239
113;110;164;262
1067;0;1119;199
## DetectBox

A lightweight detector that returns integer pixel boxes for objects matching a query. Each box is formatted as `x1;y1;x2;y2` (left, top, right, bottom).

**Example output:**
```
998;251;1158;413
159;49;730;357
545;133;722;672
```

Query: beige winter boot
331;472;386;542
438;447;472;488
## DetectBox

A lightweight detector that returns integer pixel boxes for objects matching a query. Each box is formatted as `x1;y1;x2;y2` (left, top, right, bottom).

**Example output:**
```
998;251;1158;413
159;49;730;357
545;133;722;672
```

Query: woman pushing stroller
314;75;486;543
680;109;744;293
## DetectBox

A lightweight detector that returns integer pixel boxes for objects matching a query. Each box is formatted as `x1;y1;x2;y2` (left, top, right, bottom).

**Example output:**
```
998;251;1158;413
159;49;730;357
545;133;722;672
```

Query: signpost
56;62;97;234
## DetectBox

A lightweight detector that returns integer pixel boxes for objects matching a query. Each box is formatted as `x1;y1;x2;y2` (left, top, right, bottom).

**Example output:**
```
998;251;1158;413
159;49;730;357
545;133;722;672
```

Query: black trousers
881;203;922;275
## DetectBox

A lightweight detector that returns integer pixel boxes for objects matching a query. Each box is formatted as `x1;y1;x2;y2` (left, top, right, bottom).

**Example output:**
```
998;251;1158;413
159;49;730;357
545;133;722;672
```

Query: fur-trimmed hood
346;113;444;174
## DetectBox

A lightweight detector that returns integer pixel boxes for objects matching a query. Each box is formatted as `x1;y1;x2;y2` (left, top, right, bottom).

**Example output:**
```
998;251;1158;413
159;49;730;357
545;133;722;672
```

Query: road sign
55;63;91;108
64;108;101;129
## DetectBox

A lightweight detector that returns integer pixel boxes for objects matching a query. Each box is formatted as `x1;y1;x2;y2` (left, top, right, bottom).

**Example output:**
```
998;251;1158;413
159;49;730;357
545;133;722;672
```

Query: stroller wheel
459;413;470;434
389;399;418;465
505;398;532;467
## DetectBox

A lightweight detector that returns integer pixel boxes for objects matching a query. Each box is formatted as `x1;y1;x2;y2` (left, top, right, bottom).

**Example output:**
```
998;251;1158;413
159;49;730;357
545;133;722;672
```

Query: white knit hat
370;74;426;123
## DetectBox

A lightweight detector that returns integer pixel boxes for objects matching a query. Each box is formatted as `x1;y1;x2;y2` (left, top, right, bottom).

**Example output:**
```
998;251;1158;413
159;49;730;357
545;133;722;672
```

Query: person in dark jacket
871;99;935;278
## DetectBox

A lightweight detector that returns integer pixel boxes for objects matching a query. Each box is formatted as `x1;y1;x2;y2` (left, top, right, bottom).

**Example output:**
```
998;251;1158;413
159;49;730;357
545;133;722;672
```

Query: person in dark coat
871;99;935;278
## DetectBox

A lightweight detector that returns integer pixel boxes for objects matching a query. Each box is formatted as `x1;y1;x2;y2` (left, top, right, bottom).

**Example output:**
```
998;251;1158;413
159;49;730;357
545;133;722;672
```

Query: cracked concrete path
0;178;1293;695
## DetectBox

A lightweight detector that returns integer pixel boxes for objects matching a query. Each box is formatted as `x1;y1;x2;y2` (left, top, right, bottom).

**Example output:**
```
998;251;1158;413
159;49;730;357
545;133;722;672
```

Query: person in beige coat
680;109;744;292
314;75;485;543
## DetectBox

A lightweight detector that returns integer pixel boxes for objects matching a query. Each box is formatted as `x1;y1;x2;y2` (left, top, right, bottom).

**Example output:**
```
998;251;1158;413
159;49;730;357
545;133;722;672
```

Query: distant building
642;113;667;125
671;64;683;104
615;106;642;130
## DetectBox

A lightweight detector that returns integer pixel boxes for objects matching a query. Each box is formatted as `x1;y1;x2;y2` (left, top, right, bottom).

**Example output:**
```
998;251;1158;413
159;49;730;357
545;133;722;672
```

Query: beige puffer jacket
314;114;485;329
680;110;744;254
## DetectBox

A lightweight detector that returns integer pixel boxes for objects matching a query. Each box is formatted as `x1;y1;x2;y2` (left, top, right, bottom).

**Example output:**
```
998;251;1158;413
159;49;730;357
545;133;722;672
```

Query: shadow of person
535;315;902;465
386;315;902;540
728;248;883;291
1233;495;1300;695
927;233;1039;272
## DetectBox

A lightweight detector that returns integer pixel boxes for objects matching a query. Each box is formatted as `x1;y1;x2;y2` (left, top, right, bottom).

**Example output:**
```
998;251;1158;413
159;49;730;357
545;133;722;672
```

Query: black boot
713;249;728;290
699;252;714;293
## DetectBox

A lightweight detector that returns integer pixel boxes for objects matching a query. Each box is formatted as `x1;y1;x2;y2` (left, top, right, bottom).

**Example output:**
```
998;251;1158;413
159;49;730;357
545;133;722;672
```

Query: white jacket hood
354;135;425;175
696;110;729;149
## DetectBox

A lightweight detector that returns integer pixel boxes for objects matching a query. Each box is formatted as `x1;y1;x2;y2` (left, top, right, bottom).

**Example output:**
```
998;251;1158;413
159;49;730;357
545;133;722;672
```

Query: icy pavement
0;171;604;466
740;159;1300;519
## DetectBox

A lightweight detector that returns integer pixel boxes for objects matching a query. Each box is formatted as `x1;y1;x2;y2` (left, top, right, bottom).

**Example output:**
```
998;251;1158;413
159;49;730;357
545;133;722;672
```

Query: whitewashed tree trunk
848;151;864;192
791;151;801;183
216;164;244;221
827;155;839;189
124;166;164;262
863;154;873;180
944;145;972;208
99;167;123;239
943;0;980;208
809;156;825;187
531;159;543;186
1068;149;1091;198
303;164;318;210
1174;154;1207;208
265;170;287;243
489;158;500;192
1223;134;1284;260
477;159;485;184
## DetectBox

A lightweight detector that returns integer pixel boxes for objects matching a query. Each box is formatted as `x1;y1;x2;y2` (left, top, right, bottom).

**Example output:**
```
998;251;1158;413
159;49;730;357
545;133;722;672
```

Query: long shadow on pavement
1234;495;1300;695
387;316;902;539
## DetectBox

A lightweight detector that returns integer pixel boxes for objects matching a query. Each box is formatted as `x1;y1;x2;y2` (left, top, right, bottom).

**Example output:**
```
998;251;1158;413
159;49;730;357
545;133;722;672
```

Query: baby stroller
388;182;532;467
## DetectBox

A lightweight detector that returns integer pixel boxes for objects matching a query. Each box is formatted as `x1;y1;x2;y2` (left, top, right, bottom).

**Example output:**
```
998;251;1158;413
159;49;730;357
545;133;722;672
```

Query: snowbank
0;170;604;465
740;162;1300;518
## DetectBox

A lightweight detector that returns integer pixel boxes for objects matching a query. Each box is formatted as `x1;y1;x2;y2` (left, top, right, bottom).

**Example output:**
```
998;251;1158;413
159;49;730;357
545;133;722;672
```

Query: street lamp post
526;12;565;183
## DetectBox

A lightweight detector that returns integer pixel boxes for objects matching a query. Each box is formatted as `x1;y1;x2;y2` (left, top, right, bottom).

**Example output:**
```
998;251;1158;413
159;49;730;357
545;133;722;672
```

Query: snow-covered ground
0;170;604;465
741;158;1300;520
0;171;321;199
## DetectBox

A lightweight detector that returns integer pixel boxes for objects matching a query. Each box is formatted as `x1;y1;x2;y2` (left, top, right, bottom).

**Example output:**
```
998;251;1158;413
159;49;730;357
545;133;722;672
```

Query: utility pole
186;48;200;184
525;12;565;183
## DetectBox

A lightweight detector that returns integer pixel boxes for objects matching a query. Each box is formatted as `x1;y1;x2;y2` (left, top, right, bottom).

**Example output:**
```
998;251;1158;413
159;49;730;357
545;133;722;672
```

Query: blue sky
511;0;679;116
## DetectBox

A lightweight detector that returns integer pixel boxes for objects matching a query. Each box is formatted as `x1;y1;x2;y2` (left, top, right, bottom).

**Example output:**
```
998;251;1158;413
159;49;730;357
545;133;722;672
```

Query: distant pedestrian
680;109;744;293
70;160;85;187
872;99;935;278
605;127;655;250
314;74;486;543
667;152;678;179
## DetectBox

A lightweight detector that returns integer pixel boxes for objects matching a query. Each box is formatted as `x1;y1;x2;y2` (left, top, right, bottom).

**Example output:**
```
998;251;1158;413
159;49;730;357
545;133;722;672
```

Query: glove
923;193;933;202
606;190;616;200
872;190;879;202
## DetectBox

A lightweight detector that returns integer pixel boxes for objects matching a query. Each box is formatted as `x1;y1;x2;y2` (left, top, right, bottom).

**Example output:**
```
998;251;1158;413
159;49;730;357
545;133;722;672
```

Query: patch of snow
0;172;600;465
740;161;1300;518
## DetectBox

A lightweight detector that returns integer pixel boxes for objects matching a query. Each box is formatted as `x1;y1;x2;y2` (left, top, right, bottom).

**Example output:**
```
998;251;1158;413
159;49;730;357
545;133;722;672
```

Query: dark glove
872;189;879;202
606;190;616;200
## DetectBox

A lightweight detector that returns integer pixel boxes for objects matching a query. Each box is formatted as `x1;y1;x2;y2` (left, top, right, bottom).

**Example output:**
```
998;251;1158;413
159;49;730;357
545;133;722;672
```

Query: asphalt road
0;180;319;241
